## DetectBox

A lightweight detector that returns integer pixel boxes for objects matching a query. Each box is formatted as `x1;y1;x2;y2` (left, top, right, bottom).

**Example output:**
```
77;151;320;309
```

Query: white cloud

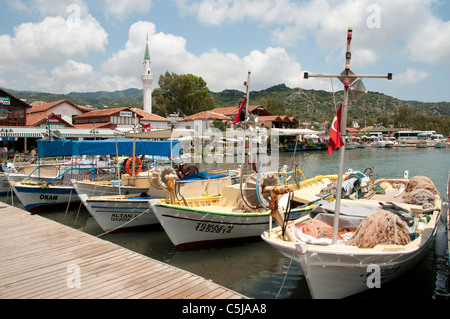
408;17;450;65
0;8;108;93
396;68;430;85
102;21;306;92
177;0;450;68
0;15;107;66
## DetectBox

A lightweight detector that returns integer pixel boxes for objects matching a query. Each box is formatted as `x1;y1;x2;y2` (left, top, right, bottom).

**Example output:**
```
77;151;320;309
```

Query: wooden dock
0;203;248;299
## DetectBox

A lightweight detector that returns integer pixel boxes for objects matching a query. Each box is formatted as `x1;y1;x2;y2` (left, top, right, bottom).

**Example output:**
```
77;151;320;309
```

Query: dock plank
0;204;248;299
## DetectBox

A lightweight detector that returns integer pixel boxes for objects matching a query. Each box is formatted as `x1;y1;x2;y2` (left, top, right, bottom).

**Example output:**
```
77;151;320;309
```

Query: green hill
3;84;449;134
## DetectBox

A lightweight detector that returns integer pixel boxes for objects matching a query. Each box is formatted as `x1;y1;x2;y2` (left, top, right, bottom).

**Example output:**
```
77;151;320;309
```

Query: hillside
210;84;449;127
3;85;449;134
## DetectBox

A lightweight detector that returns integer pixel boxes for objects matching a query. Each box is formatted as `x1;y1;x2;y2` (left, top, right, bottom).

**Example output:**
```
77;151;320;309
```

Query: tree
152;72;215;117
260;98;286;115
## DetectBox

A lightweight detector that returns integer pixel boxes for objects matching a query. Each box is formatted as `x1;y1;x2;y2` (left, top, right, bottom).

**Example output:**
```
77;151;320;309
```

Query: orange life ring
125;156;142;176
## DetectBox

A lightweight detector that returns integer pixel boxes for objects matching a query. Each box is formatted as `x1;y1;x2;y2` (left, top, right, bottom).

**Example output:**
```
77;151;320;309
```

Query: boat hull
10;182;79;212
73;181;149;197
261;203;441;299
151;201;272;250
1;173;58;195
79;194;160;232
262;229;434;299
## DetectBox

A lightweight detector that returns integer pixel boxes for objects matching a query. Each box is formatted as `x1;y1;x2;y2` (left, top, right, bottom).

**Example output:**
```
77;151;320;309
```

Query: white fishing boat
0;161;64;195
416;141;429;148
79;193;161;231
73;166;240;197
370;141;385;148
432;139;446;148
261;176;443;299
150;170;343;250
260;27;446;299
10;137;182;212
357;142;366;148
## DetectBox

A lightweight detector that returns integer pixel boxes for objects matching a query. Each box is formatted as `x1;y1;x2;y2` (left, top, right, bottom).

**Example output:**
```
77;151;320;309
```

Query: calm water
3;146;449;299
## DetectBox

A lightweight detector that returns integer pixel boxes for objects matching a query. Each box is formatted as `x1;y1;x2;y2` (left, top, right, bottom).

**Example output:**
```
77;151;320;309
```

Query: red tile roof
27;112;74;127
182;110;231;121
131;108;169;122
30;100;90;114
258;116;282;122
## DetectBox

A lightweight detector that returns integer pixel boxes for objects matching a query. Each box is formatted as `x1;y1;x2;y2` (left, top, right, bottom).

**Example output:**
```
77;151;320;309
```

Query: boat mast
304;26;392;244
245;70;251;121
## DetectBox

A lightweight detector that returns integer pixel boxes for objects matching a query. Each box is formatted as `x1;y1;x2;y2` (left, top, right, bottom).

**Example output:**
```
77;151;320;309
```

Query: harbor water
2;146;449;299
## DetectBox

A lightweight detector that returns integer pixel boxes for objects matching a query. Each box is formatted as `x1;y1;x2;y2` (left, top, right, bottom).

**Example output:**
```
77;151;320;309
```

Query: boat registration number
194;222;234;234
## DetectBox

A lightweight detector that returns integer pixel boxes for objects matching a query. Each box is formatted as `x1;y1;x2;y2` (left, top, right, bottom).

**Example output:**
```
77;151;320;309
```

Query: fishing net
294;218;354;243
402;176;439;206
297;219;337;240
345;209;411;248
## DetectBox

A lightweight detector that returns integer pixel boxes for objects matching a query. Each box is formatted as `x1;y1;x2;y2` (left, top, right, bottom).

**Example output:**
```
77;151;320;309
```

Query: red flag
233;98;246;124
328;104;345;155
142;123;151;132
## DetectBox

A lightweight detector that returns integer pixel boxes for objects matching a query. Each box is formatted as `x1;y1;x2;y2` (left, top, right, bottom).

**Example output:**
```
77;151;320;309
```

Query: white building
29;100;91;125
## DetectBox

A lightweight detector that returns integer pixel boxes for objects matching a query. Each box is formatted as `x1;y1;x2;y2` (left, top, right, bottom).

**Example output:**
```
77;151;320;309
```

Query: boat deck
0;203;247;299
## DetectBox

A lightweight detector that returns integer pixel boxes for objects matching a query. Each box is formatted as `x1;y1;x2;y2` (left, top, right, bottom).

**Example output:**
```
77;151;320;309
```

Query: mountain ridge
2;85;449;134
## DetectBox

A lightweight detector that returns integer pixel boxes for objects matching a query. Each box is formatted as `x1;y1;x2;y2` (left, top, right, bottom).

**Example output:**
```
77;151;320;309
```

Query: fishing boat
9;138;181;212
370;140;385;148
416;141;429;148
150;168;344;250
0;160;64;195
431;138;446;148
76;169;235;232
261;175;443;299
73;166;240;197
260;26;446;299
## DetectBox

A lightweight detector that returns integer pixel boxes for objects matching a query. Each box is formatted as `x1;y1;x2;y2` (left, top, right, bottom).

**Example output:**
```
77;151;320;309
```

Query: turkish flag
328;104;345;155
233;98;246;124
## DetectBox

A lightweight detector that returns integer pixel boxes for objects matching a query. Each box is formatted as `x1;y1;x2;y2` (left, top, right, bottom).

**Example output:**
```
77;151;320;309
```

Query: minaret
141;35;154;114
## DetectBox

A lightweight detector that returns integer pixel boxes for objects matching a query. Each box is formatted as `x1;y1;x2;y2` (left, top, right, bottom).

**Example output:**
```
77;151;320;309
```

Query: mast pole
304;27;392;245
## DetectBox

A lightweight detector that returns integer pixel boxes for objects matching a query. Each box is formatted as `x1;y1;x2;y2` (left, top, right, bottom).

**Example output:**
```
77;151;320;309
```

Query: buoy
435;224;448;257
125;156;142;176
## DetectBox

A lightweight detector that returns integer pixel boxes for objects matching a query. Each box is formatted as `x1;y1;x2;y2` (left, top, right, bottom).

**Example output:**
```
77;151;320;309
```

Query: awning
0;127;120;138
37;139;182;158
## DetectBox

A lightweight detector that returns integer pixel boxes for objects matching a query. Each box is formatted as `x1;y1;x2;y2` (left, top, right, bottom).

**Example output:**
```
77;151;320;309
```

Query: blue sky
1;0;449;103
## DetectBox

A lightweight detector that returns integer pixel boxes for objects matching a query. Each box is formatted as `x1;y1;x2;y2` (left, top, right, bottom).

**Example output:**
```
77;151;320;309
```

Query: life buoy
125;156;142;176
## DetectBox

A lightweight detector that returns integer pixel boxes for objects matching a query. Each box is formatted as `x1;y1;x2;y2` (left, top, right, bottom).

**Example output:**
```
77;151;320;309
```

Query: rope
64;186;74;220
282;191;294;238
72;202;83;227
96;208;151;237
275;248;296;299
256;162;268;210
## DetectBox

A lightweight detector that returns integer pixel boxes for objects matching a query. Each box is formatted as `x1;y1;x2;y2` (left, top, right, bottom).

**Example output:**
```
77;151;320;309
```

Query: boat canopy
37;139;182;158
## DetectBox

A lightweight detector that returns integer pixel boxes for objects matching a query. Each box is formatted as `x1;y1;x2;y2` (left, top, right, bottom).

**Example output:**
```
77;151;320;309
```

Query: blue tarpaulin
37;139;181;158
